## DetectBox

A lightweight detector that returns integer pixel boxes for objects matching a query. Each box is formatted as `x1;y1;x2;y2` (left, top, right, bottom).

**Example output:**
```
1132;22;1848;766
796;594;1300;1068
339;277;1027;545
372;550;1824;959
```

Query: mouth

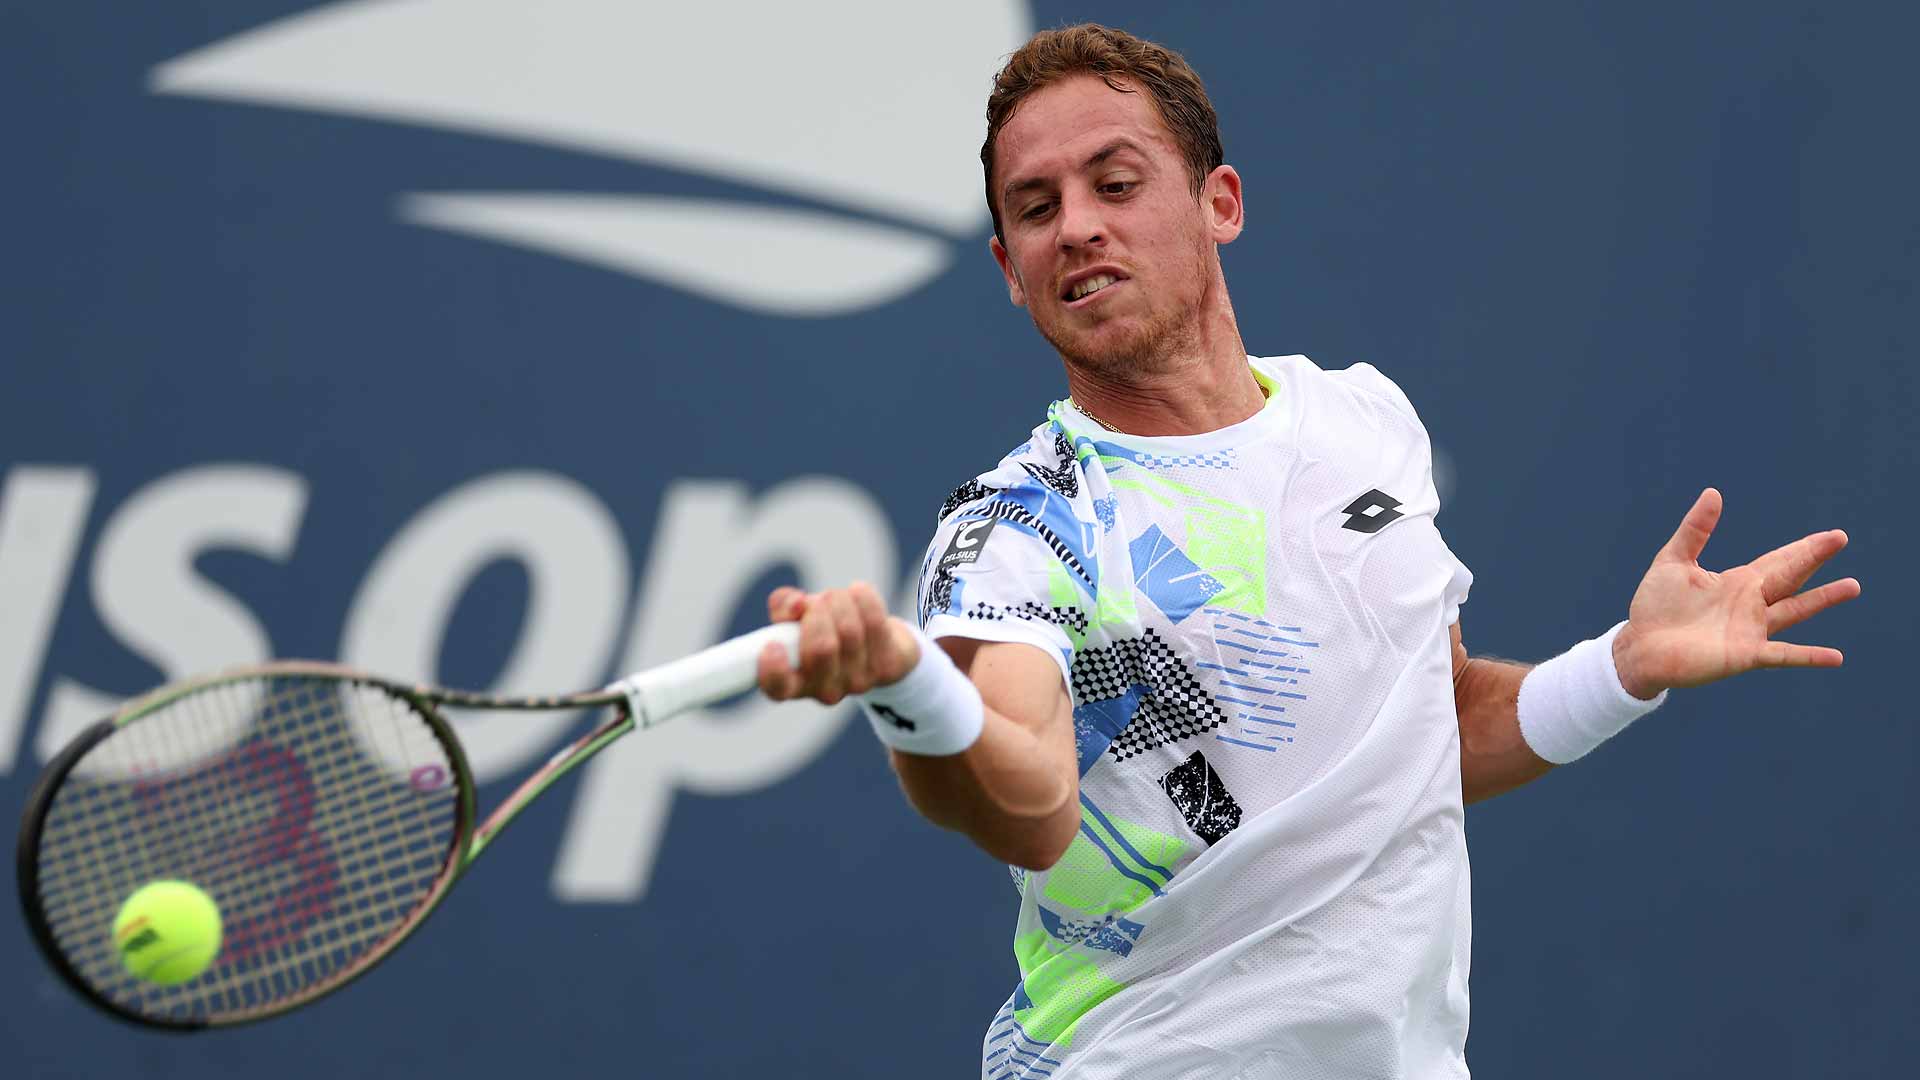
1061;269;1127;307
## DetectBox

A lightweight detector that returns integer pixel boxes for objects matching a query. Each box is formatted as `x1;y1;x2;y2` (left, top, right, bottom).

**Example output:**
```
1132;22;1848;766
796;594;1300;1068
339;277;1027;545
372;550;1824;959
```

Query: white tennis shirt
915;355;1475;1080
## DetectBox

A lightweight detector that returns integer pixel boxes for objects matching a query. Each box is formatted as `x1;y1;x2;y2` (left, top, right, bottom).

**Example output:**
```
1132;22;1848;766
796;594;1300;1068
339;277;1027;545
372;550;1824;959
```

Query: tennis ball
113;880;222;985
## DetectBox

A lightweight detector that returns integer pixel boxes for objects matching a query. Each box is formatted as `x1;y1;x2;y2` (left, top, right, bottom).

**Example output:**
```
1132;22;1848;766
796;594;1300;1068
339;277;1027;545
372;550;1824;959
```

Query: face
989;75;1242;373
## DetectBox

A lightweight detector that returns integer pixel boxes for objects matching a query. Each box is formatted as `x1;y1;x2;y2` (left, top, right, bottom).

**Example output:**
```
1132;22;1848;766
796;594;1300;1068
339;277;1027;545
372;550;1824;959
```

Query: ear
1203;164;1245;245
989;234;1028;308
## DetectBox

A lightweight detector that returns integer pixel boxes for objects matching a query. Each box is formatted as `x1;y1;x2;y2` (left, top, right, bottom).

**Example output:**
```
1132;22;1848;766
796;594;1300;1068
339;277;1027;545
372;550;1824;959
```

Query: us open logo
149;0;1032;316
1;0;1034;905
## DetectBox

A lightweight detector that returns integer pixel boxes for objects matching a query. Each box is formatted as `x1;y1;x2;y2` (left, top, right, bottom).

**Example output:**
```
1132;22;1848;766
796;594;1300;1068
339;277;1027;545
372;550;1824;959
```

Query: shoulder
934;420;1084;525
1257;354;1427;429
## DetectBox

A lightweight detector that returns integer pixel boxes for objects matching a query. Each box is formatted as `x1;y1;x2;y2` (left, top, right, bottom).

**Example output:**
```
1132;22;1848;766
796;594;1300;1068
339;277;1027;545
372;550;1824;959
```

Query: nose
1055;189;1106;251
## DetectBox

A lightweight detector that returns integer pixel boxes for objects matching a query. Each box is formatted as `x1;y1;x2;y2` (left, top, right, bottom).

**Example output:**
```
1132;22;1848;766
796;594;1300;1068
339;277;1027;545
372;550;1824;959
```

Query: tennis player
757;24;1859;1080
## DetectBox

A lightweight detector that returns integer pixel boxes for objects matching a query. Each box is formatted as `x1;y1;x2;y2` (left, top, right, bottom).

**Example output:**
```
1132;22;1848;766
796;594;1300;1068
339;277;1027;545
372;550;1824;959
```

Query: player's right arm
755;583;1079;870
889;634;1078;869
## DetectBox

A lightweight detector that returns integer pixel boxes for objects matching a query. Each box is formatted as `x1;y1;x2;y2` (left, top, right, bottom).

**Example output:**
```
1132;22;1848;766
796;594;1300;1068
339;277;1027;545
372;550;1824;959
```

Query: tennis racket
16;622;800;1030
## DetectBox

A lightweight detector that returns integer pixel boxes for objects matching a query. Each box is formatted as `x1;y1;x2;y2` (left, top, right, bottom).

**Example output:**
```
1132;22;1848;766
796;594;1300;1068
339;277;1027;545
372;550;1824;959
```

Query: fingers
1658;488;1723;564
760;582;898;705
1752;529;1849;603
1756;640;1845;669
1766;576;1862;635
824;589;870;696
766;586;808;623
849;583;900;683
796;591;846;701
851;582;922;684
758;586;810;699
756;641;803;700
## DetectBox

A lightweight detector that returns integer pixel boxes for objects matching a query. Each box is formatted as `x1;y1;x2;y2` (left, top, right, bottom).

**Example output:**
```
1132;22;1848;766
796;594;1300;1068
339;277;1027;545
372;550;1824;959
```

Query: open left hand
1611;488;1862;700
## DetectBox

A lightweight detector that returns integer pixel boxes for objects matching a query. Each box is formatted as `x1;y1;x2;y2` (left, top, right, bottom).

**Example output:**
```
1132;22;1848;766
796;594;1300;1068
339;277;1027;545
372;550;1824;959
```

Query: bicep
1449;621;1468;686
939;636;1075;748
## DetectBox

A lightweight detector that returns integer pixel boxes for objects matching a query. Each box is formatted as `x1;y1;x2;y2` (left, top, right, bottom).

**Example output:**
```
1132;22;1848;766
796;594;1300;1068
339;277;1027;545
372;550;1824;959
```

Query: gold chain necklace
1071;397;1130;435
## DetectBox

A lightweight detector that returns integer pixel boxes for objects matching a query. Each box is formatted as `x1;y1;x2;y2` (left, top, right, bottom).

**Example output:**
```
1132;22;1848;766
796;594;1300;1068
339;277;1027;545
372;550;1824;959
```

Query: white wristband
857;626;984;756
1517;621;1667;765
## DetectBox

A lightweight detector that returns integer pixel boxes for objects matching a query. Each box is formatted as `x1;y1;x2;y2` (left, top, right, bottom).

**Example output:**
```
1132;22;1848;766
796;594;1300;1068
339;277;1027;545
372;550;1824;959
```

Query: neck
1063;274;1259;437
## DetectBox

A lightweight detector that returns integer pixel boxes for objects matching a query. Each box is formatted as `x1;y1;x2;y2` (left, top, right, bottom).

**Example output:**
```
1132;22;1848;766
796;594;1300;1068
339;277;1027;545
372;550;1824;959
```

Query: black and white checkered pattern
1072;629;1229;761
1033;909;1142;957
964;599;1090;635
1131;449;1238;471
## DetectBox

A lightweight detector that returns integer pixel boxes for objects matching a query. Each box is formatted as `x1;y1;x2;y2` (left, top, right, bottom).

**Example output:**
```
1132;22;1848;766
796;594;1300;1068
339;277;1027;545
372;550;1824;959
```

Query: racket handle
610;623;802;727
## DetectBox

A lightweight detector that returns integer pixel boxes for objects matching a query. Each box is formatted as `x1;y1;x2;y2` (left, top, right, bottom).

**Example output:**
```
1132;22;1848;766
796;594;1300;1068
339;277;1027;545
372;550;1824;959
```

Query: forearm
890;712;1080;869
882;636;1080;870
1455;655;1553;804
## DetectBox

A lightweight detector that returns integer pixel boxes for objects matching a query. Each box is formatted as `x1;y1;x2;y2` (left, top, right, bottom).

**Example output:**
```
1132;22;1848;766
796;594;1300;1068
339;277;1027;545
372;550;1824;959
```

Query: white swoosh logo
151;0;1030;315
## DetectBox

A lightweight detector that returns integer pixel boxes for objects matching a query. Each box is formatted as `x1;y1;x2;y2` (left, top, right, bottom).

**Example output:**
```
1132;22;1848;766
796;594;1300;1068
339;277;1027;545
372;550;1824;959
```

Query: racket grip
610;623;802;727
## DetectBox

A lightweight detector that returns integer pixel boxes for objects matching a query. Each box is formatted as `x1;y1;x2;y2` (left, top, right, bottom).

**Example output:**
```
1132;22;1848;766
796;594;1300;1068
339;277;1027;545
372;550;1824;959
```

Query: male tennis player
756;24;1859;1080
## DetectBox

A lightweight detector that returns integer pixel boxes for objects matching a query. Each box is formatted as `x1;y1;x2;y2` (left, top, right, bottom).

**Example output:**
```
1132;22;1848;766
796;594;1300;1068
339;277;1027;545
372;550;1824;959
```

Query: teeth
1069;273;1117;300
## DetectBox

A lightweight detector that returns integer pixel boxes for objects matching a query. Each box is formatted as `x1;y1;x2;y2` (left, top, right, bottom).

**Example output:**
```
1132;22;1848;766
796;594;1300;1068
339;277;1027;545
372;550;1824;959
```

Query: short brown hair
981;24;1224;239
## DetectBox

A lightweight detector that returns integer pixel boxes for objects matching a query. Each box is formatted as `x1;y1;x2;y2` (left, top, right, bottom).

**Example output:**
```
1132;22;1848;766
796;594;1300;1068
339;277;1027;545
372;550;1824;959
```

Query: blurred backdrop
3;2;1914;1076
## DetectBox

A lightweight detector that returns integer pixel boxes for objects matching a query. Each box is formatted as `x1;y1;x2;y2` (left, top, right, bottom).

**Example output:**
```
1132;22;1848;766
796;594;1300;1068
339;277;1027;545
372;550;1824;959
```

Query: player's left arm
1451;630;1546;804
1453;488;1861;804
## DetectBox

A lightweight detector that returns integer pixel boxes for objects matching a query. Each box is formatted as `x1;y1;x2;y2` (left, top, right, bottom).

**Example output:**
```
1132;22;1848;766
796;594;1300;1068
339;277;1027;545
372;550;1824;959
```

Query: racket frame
17;623;795;1030
13;662;639;1030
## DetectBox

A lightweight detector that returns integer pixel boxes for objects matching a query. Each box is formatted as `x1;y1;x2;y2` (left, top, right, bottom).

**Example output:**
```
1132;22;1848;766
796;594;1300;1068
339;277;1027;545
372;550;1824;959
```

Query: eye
1020;200;1056;222
1099;180;1135;196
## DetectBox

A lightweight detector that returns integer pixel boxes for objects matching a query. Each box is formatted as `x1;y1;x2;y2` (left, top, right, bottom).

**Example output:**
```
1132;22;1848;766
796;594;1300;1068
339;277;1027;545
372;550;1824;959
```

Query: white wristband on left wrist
1516;622;1668;765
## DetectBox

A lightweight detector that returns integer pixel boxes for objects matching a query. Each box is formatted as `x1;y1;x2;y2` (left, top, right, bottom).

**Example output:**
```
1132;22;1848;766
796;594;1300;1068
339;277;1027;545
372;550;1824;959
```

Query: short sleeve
916;495;1082;695
1375;369;1473;626
1325;359;1473;627
1441;543;1473;627
1328;361;1420;422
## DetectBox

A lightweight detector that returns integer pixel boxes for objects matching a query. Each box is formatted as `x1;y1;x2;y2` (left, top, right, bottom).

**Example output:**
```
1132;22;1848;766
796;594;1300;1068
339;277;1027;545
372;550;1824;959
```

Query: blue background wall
3;2;1913;1076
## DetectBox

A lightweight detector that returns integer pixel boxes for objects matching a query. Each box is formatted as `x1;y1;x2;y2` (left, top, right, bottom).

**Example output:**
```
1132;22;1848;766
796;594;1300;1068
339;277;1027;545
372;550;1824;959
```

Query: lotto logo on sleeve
938;518;997;571
1340;489;1405;534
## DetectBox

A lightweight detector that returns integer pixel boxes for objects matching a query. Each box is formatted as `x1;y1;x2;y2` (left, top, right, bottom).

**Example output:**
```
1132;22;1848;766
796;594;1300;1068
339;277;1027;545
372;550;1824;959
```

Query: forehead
994;75;1179;186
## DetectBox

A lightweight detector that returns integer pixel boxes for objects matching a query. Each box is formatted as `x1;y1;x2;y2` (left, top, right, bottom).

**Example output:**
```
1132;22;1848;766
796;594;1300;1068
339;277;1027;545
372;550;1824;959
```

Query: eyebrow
1001;138;1150;204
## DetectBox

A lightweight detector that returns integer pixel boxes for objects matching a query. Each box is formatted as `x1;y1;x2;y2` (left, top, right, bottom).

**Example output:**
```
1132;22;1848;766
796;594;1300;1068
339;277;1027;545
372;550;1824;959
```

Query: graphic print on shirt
1003;790;1188;1046
921;470;1094;667
924;408;1314;1055
1084;434;1268;620
1069;631;1229;768
916;359;1472;1079
1160;750;1242;844
1199;612;1319;755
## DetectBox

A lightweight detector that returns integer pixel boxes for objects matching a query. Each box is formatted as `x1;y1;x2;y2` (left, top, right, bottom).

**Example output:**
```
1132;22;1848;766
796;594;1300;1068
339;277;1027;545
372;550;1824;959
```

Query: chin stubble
1034;300;1198;378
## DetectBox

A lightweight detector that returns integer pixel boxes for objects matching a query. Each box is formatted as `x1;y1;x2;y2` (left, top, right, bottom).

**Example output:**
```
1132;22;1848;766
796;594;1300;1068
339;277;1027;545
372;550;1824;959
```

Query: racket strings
40;687;278;900
38;681;449;1019
178;681;458;1016
29;676;461;1024
34;683;266;936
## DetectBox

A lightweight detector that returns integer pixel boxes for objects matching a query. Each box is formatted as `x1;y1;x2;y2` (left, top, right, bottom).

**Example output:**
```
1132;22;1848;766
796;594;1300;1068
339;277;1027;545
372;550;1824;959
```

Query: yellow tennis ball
113;880;222;985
